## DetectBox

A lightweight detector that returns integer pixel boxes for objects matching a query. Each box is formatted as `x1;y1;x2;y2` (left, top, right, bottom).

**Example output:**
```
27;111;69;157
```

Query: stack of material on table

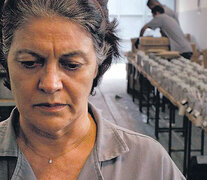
136;50;207;129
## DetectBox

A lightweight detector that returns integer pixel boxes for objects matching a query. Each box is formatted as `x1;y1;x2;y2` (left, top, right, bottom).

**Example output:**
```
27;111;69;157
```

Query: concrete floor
89;61;207;174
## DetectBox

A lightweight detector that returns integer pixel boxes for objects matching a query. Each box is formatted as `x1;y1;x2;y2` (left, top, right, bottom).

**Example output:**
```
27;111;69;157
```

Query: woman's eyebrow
61;51;88;61
14;49;45;59
14;49;88;61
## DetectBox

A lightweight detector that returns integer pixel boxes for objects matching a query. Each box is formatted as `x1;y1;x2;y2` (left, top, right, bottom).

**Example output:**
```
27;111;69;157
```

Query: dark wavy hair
147;0;161;9
0;0;120;94
151;5;165;15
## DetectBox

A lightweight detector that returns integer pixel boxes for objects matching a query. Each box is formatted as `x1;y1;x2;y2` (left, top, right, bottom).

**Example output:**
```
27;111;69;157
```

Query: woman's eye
20;61;43;69
60;60;82;71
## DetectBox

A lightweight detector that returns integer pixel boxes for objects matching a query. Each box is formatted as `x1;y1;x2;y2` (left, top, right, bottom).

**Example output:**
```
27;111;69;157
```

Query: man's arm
139;24;149;37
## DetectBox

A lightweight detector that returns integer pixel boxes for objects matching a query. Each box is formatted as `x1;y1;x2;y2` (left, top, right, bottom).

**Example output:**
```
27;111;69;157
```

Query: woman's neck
17;112;93;158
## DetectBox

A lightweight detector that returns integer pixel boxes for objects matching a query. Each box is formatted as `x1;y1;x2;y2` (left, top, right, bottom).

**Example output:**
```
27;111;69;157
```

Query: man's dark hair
151;5;165;15
147;0;154;7
147;0;161;8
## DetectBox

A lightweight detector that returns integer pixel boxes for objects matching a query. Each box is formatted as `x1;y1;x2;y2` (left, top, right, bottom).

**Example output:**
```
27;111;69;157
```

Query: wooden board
157;51;180;59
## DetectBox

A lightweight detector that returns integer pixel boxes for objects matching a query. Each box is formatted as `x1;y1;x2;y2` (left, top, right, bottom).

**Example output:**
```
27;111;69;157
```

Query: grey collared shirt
147;14;192;54
0;104;186;180
162;5;179;24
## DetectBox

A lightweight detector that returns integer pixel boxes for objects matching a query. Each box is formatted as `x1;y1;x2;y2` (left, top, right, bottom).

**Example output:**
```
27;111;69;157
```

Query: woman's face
7;16;98;135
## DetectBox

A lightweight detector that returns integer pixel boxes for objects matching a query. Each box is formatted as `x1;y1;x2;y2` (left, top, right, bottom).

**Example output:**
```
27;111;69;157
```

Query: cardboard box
139;37;169;46
131;37;169;53
138;37;170;52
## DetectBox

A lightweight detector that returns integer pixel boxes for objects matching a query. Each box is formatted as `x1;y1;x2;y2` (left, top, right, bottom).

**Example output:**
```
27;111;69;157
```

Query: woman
0;0;185;179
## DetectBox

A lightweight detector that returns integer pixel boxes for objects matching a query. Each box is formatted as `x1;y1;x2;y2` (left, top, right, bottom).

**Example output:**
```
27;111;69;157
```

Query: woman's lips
33;103;67;112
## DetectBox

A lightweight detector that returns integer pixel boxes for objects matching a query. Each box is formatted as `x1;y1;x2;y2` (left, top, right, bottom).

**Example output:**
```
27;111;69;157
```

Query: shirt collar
0;107;19;157
88;103;129;162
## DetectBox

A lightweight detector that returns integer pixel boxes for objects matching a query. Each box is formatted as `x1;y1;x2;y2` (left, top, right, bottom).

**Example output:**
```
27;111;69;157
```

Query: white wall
176;0;207;50
176;0;207;12
108;0;150;40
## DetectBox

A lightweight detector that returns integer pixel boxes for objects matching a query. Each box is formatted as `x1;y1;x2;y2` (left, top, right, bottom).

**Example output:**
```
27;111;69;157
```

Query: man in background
139;6;192;60
147;0;179;24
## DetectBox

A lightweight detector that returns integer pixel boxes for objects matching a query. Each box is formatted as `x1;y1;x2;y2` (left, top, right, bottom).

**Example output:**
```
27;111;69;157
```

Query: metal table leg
168;102;176;156
162;96;166;112
146;80;150;124
132;66;136;102
201;129;205;155
127;63;131;94
183;116;192;177
139;74;143;113
168;103;173;156
187;120;192;178
155;89;160;139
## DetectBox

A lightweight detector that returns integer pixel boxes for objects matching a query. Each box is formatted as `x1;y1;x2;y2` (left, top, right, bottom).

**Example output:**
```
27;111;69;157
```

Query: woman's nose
38;65;63;94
